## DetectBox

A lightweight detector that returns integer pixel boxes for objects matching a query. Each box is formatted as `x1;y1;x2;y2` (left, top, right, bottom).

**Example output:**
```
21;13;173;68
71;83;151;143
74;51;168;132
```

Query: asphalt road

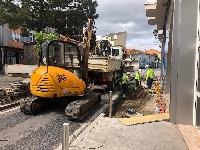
0;75;25;88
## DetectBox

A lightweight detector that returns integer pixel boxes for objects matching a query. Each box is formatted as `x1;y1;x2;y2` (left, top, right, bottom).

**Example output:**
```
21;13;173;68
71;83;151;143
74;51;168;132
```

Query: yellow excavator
20;19;101;121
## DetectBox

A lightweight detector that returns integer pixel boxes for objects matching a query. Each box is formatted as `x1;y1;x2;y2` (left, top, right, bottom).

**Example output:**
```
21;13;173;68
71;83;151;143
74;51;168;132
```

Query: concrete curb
0;100;20;111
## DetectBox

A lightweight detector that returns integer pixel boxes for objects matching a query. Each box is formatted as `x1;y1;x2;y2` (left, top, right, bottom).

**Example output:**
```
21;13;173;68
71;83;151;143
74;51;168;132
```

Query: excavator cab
39;40;83;78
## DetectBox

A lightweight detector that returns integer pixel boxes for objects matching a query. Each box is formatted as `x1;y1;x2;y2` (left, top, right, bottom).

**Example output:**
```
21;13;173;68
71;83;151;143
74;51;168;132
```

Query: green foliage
0;0;99;36
154;53;160;61
34;32;59;56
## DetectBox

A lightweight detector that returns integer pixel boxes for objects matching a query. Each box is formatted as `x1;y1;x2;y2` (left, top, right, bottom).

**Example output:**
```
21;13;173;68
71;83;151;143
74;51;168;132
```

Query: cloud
95;0;159;49
126;36;160;51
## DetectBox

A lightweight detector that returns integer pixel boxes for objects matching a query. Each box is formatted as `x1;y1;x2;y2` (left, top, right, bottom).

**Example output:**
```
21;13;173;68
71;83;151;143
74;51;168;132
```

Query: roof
124;49;147;54
145;49;161;55
104;31;126;37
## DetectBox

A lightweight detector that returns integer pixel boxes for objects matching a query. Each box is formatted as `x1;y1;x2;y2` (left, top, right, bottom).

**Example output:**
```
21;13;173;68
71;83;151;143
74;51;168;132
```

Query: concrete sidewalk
68;113;200;150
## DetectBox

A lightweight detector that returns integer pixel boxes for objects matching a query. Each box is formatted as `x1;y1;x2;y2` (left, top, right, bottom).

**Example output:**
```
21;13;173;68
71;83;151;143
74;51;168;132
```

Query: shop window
4;50;19;64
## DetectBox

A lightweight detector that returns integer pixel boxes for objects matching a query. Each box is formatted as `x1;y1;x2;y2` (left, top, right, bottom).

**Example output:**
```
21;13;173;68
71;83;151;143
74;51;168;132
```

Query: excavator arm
59;19;97;88
82;19;97;87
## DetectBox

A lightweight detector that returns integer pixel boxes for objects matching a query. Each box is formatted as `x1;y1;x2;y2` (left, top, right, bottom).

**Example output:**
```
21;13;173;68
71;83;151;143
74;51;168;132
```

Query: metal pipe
109;91;112;118
62;123;69;150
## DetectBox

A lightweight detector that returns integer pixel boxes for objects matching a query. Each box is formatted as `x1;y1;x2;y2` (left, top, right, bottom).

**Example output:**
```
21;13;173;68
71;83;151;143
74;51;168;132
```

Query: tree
64;0;99;39
154;53;160;61
0;0;99;37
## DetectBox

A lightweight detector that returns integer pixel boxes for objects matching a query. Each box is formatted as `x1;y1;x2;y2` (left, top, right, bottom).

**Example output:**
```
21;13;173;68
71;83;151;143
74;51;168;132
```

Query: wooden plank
119;113;169;126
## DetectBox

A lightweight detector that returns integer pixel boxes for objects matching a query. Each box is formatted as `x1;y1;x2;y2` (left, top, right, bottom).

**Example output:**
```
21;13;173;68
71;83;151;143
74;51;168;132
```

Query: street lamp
153;29;158;39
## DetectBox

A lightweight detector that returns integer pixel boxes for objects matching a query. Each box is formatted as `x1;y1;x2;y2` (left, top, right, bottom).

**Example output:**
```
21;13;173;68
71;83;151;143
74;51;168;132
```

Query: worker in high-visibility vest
145;65;154;93
134;69;141;90
122;72;131;98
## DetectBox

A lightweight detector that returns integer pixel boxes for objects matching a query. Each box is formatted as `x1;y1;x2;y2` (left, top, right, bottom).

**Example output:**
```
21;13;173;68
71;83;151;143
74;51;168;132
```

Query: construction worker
134;69;141;90
122;72;131;98
145;65;154;93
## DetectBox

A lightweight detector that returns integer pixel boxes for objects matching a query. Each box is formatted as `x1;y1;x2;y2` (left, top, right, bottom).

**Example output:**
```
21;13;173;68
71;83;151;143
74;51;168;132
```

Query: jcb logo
56;74;67;83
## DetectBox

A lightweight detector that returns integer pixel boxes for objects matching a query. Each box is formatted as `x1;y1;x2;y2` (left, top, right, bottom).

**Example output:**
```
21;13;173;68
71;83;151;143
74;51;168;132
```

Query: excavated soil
113;87;169;118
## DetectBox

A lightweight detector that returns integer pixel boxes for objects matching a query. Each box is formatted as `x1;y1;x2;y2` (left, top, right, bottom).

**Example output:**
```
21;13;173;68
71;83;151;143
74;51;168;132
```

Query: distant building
145;49;161;59
123;49;156;71
0;24;27;71
101;31;127;49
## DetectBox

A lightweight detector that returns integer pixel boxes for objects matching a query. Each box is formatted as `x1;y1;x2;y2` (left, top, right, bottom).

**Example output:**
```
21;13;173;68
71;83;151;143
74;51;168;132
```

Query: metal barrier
109;91;112;118
62;123;69;150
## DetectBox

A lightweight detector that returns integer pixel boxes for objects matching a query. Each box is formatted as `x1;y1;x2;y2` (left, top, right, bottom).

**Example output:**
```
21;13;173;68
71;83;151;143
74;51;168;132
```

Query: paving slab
178;124;200;150
69;115;188;150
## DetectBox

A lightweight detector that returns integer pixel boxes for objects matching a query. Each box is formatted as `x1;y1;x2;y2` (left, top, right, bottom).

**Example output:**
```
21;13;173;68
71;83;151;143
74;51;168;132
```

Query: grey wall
170;0;199;125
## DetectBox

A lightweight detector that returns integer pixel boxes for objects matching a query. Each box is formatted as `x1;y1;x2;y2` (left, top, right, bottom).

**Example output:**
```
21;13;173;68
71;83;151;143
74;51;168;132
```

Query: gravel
0;112;34;132
1;117;81;150
0;102;87;150
0;95;109;150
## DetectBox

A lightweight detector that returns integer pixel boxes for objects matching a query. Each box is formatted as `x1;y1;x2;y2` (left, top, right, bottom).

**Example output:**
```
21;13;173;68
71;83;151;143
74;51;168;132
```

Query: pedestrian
122;72;131;98
145;65;154;93
134;69;141;90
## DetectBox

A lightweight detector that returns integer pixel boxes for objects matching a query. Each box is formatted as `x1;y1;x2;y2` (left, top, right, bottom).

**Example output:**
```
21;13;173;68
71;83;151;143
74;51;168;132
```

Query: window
12;33;20;41
4;50;19;64
109;36;114;40
47;42;80;67
112;48;119;56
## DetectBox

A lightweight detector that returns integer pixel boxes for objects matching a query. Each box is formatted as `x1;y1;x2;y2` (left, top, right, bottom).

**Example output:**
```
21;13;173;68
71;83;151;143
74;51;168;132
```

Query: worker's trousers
147;78;153;89
135;79;139;87
122;83;128;95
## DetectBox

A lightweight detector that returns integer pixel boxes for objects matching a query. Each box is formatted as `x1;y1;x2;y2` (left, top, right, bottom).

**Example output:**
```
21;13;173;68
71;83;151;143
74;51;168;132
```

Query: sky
95;0;160;51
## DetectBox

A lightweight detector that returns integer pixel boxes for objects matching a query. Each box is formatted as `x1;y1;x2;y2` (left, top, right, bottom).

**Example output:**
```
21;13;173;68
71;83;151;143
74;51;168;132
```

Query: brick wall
24;43;39;65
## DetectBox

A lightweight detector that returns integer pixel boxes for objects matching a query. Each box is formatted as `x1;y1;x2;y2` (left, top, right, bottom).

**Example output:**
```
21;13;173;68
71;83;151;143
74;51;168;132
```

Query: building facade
101;31;127;49
145;49;161;59
0;24;28;71
144;0;200;126
123;49;156;71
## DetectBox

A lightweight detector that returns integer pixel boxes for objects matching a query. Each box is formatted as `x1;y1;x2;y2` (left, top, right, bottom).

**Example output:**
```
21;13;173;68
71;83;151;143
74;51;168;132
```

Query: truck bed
88;56;122;72
65;55;122;72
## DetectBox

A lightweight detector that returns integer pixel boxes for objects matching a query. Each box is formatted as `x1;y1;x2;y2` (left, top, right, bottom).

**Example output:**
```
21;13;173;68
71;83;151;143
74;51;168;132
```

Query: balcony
147;17;156;25
146;0;157;3
145;0;169;27
144;0;157;18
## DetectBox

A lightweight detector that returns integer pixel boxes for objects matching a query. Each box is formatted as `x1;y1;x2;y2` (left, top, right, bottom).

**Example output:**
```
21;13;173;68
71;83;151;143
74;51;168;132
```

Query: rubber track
65;92;101;121
20;96;43;114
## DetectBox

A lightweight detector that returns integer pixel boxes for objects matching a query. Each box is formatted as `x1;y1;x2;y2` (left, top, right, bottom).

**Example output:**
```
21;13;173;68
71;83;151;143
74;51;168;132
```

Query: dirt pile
113;87;167;118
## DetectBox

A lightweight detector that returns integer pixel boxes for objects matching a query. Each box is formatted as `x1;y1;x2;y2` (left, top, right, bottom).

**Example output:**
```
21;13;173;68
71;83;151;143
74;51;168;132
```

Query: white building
123;49;155;72
144;0;200;126
101;31;127;49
